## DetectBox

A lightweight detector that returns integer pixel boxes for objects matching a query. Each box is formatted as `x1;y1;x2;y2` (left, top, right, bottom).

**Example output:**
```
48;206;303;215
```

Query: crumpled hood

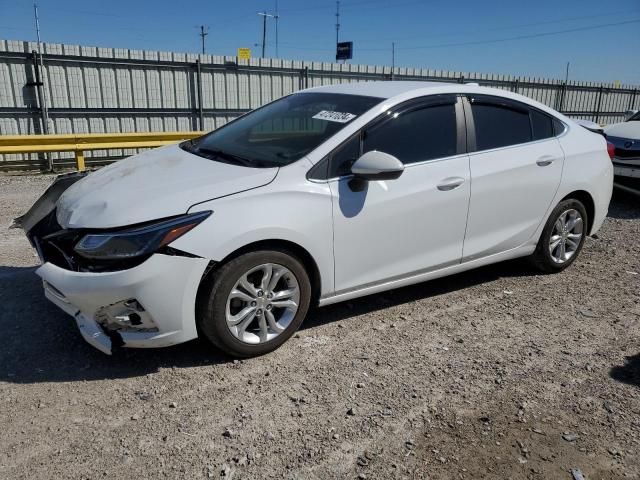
604;122;640;140
56;144;278;229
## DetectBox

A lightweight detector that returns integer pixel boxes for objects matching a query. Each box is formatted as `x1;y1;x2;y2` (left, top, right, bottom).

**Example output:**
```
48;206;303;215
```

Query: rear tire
197;249;311;358
530;199;588;273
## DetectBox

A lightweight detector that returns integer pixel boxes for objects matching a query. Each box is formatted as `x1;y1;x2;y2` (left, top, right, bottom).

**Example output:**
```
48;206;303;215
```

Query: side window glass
470;100;532;150
328;135;361;178
307;157;329;181
362;104;457;165
553;118;566;136
531;109;554;140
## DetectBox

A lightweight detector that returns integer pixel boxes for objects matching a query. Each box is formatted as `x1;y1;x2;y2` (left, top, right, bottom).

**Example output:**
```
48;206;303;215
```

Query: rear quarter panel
555;124;613;234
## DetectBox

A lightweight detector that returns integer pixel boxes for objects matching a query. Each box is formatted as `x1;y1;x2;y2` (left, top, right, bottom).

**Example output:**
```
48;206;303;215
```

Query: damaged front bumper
14;173;210;354
37;253;209;354
11;171;88;233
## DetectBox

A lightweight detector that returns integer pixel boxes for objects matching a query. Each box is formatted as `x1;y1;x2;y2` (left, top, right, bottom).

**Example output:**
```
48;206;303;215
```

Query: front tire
530;198;588;273
197;249;312;357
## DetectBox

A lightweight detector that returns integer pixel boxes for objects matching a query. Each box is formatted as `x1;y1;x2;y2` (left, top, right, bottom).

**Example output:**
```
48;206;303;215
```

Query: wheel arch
196;239;323;310
561;190;595;234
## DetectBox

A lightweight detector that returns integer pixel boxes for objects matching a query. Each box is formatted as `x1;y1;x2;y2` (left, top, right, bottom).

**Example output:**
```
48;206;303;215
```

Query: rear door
462;95;564;261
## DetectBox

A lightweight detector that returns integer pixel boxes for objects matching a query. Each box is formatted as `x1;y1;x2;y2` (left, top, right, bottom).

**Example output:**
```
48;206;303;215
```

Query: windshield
629;111;640;121
181;92;382;168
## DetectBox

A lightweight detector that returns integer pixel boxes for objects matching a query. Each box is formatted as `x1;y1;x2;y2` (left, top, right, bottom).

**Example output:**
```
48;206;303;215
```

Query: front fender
170;175;335;298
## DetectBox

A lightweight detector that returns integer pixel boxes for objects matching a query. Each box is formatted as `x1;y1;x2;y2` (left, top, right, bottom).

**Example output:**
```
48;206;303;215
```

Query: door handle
437;177;465;191
536;155;556;167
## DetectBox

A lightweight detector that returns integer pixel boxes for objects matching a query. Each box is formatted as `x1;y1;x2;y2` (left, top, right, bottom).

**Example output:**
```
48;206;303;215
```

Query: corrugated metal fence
1;39;638;171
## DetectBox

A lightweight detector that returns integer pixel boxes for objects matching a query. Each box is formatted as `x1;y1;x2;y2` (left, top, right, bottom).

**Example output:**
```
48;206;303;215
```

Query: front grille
28;210;75;270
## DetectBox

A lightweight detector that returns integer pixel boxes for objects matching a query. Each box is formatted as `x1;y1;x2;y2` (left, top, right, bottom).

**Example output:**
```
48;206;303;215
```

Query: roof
300;80;571;123
303;81;453;99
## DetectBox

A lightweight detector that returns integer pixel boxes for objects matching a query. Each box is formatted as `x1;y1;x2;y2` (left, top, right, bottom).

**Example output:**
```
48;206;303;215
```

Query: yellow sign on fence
237;48;251;60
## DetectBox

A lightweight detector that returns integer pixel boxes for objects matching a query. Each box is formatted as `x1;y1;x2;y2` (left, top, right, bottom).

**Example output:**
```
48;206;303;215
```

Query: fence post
304;66;309;89
31;51;49;136
75;150;85;171
629;89;638;110
557;82;567;112
512;79;519;93
594;85;604;123
196;59;204;131
31;50;53;172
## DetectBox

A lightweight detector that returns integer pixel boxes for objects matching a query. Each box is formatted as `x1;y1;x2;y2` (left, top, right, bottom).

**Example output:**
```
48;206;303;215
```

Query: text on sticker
312;110;357;123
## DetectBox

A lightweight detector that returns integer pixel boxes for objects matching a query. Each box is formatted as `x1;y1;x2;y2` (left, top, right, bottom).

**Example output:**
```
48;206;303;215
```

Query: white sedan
16;81;613;357
604;110;640;184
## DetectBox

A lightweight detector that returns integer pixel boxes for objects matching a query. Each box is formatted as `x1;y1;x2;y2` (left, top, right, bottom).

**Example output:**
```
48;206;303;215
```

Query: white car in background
604;110;640;186
15;81;614;357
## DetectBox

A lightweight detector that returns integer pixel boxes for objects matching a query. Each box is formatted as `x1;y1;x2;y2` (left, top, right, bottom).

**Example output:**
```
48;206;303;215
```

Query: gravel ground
0;174;638;480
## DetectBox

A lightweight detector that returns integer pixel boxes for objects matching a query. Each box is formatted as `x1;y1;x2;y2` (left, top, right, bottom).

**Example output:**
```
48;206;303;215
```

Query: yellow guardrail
0;131;204;171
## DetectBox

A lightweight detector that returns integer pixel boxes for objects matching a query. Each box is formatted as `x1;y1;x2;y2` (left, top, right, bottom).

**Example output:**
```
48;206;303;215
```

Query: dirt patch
0;175;638;479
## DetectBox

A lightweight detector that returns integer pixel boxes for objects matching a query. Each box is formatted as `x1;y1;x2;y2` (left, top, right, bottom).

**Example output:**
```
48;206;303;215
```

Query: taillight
606;141;615;160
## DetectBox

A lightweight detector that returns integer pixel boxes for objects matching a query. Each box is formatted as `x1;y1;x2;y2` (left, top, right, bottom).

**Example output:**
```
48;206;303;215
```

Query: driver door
328;95;471;294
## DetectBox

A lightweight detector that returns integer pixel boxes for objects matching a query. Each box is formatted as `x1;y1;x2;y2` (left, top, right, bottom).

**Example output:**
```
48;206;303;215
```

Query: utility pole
258;11;274;58
335;1;340;46
33;2;52;171
274;15;279;58
34;3;42;49
33;2;49;136
391;42;395;80
199;25;209;54
274;0;280;58
564;61;570;84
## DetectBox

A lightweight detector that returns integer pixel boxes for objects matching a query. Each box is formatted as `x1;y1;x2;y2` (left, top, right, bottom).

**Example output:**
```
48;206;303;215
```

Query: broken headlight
74;211;211;260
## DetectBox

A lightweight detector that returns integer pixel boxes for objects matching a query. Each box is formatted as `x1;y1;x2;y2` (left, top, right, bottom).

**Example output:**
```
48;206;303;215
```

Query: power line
53;8;130;18
350;8;640;44
276;18;640;53
395;18;640;51
277;0;426;14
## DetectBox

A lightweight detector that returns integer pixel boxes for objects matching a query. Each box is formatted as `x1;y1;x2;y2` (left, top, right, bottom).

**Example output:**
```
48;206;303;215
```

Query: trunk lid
605;122;640;141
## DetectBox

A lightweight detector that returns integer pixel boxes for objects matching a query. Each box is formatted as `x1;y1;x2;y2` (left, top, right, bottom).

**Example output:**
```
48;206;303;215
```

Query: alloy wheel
549;208;584;264
225;263;300;344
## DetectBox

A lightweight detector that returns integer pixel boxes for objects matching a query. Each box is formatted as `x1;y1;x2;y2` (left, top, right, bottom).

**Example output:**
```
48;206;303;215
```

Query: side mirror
350;150;404;181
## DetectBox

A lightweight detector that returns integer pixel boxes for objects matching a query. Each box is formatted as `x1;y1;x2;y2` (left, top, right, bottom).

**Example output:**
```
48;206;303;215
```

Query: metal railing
0;131;203;171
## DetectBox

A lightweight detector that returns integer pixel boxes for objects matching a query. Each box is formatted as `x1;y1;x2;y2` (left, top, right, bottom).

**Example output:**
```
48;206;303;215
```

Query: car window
185;92;382;168
470;100;532;150
329;135;361;178
362;103;457;165
553;118;566;136
531;109;554;140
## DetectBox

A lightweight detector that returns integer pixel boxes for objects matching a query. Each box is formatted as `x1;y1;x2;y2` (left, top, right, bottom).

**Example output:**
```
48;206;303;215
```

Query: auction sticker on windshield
312;110;357;123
